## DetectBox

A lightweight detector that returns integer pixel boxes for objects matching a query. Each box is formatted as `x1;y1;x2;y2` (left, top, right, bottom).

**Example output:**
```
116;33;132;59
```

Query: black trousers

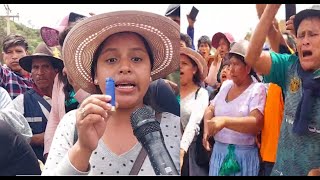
0;120;41;176
258;161;275;176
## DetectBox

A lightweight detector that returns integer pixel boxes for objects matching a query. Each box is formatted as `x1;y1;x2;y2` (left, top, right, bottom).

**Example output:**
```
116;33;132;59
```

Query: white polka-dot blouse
42;109;180;175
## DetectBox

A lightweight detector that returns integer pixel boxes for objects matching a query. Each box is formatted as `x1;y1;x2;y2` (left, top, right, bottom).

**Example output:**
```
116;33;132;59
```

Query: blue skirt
209;141;260;176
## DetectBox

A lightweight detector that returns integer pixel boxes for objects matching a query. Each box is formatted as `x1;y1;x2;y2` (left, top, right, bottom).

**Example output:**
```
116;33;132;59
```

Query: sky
0;4;170;29
1;4;318;43
181;4;318;47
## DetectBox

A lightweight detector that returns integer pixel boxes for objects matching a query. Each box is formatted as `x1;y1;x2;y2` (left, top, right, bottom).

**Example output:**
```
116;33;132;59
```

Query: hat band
75;22;174;83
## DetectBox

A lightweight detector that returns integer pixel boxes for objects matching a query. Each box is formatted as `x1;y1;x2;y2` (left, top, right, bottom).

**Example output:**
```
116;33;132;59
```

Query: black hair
2;34;28;53
91;32;155;91
229;53;261;82
187;57;201;86
197;35;212;49
180;33;192;48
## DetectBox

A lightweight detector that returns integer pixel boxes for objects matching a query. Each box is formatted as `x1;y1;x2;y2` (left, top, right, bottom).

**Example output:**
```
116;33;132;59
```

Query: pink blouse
44;75;90;156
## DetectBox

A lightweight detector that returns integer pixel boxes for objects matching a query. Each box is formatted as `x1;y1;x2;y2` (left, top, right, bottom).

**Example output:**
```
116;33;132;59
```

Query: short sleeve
249;83;267;115
210;80;232;107
263;51;297;92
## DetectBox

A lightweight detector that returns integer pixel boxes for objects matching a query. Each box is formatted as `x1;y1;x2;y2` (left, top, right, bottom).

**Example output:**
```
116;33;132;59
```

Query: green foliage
0;17;42;64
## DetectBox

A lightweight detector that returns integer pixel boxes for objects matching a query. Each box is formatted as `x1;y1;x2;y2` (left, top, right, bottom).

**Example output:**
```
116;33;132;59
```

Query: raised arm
256;4;289;53
204;50;222;86
187;15;195;50
246;4;282;75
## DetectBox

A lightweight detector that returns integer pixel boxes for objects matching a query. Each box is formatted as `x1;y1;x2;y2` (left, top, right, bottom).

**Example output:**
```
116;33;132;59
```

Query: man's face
296;17;320;71
2;45;27;72
31;58;57;90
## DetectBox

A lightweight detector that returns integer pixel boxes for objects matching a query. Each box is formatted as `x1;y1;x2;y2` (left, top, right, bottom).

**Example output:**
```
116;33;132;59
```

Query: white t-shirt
180;87;209;152
0;87;12;109
210;80;266;145
42;108;181;175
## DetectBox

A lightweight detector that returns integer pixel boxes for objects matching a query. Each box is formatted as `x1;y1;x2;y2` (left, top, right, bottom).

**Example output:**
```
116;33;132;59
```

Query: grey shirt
0;109;32;143
42;108;180;175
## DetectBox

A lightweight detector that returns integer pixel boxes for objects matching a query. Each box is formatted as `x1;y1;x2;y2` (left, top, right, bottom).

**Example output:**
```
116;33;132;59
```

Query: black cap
165;4;180;17
294;5;320;36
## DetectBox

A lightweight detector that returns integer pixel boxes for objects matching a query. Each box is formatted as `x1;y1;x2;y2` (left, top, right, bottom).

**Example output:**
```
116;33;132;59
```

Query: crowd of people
0;4;319;176
179;4;320;176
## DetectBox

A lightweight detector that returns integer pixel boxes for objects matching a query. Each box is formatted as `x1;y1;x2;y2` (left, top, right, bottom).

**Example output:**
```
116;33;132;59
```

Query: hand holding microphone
130;106;179;175
76;94;113;152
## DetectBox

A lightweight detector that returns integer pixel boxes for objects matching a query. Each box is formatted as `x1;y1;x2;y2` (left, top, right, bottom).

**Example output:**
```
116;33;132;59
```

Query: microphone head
130;106;161;141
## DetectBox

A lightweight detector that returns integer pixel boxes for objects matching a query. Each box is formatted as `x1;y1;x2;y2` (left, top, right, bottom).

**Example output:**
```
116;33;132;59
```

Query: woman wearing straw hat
203;40;266;176
180;47;209;176
42;10;180;175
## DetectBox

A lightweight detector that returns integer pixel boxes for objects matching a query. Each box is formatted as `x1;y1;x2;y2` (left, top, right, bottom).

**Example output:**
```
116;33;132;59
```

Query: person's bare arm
187;14;195;28
202;105;214;151
246;4;281;75
30;132;45;146
204;50;222;86
286;15;297;39
256;4;288;53
207;109;264;136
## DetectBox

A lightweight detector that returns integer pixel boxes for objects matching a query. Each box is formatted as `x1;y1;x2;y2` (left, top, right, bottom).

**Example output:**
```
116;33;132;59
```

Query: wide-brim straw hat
63;10;180;94
180;47;208;81
19;42;64;73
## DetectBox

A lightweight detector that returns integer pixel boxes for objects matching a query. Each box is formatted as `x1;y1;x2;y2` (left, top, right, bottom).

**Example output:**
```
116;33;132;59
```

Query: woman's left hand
207;116;226;136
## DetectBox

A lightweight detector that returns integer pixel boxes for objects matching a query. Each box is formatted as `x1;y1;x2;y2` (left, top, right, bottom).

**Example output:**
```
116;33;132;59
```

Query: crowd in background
0;4;319;176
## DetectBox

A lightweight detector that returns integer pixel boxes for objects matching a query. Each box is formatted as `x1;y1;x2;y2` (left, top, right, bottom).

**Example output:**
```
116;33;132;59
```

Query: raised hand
187;14;195;27
76;94;113;153
286;15;296;38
